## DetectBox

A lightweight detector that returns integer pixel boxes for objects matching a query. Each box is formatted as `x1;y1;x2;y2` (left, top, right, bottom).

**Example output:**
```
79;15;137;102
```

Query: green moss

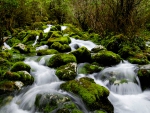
127;55;149;65
50;42;71;52
0;80;18;94
48;36;71;46
60;77;113;112
70;47;91;63
48;53;77;68
0;51;12;60
56;63;77;80
6;37;21;47
3;71;20;81
78;63;103;74
16;71;34;85
11;61;31;73
37;49;59;56
92;50;122;66
0;57;12;75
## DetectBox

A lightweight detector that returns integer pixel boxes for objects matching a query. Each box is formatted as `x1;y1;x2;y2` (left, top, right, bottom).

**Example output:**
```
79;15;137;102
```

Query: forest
1;0;150;45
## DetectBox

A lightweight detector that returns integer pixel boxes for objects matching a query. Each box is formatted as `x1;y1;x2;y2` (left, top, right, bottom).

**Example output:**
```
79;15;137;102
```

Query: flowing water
1;26;150;113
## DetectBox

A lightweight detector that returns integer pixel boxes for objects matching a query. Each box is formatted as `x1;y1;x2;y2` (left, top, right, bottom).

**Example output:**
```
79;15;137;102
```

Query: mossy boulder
91;50;122;66
13;43;28;53
91;45;106;53
46;31;62;40
6;37;21;47
127;53;149;65
35;93;82;113
60;77;114;112
138;64;150;90
10;61;31;73
47;36;71;46
0;51;12;60
2;71;21;81
10;53;25;62
70;47;91;63
22;30;41;44
78;63;103;74
0;57;12;75
50;42;71;52
101;34;127;53
56;63;77;80
37;49;59;56
0;80;24;94
16;71;34;85
48;53;77;68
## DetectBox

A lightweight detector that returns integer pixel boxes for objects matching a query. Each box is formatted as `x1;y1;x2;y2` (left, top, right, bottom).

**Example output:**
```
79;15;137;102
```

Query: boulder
35;93;82;113
60;77;114;112
138;64;150;90
50;42;71;52
78;63;103;74
91;50;122;66
37;49;59;56
70;47;91;63
56;63;77;80
10;61;31;73
48;53;77;68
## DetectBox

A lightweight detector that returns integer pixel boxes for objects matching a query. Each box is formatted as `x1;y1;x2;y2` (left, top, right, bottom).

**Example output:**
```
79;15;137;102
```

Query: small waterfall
69;38;96;51
43;24;52;33
96;61;142;95
32;36;39;46
4;42;11;50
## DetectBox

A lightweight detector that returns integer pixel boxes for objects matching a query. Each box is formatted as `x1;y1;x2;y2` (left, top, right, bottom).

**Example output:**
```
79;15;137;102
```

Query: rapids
1;25;150;113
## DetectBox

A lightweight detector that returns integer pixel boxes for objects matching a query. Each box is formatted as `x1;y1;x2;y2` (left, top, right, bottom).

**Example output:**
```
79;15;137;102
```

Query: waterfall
32;36;39;47
3;42;11;50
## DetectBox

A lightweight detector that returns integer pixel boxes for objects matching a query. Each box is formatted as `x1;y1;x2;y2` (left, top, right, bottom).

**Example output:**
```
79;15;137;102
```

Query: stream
1;25;150;113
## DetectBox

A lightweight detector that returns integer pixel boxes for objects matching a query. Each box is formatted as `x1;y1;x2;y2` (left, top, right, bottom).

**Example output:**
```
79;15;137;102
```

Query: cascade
1;25;150;113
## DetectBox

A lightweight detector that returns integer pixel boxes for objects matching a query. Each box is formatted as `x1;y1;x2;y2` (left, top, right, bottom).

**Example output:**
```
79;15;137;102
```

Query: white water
32;36;39;47
4;42;11;50
1;28;150;113
69;38;96;51
43;24;52;33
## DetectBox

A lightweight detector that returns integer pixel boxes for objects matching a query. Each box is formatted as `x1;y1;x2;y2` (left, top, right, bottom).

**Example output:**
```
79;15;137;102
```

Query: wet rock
10;61;31;73
48;53;76;68
37;49;59;56
70;47;91;63
51;42;71;52
91;50;122;66
60;77;114;112
56;63;77;80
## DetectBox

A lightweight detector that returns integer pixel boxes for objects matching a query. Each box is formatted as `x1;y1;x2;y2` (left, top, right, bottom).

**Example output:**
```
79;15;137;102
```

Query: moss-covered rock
16;71;34;85
50;42;71;52
56;63;77;80
10;61;31;73
37;49;59;56
127;53;149;65
78;63;103;74
3;71;20;81
6;37;21;47
91;50;122;66
138;65;150;90
0;80;24;94
0;51;12;60
60;77;114;112
0;57;12;75
22;30;41;44
13;43;28;53
48;53;77;68
47;36;71;46
46;31;62;41
70;47;91;63
35;93;82;113
91;45;106;53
